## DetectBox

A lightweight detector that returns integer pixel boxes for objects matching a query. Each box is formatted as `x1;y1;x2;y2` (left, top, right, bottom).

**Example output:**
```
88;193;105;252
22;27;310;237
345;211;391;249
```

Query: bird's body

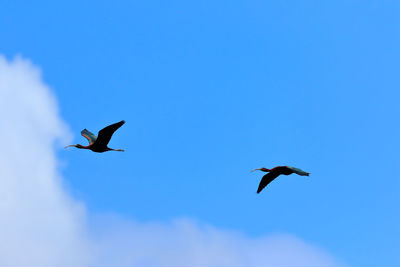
251;166;310;194
65;120;125;153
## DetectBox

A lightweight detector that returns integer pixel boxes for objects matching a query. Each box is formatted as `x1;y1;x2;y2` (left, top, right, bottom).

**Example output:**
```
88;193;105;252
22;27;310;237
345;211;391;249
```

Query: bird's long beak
250;168;262;173
64;144;76;149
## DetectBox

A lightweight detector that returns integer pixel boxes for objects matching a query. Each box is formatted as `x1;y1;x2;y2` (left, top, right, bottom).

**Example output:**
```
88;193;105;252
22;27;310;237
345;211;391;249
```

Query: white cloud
90;216;345;267
0;55;92;267
0;55;346;267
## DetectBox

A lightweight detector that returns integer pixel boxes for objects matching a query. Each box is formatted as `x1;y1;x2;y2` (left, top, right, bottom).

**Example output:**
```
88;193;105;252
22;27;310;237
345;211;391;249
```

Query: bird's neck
76;144;90;149
254;168;270;172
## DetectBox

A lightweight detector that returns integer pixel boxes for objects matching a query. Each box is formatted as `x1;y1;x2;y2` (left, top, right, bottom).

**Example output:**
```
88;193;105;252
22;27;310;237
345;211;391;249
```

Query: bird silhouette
65;120;125;153
251;166;310;193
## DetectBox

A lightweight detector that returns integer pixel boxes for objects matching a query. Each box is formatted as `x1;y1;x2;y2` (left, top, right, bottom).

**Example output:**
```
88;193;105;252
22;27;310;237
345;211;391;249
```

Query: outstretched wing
96;120;125;147
287;166;309;176
257;172;280;194
81;129;97;145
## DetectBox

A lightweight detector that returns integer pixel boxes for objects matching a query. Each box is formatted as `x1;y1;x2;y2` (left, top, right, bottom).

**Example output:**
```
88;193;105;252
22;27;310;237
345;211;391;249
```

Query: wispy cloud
0;55;346;267
90;216;345;267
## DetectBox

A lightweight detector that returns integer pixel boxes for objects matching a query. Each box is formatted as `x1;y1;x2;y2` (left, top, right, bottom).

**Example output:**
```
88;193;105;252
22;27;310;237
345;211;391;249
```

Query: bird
65;120;125;153
251;166;310;193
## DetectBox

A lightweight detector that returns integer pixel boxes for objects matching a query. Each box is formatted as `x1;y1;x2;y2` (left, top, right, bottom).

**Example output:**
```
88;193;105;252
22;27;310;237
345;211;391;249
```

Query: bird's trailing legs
109;148;124;152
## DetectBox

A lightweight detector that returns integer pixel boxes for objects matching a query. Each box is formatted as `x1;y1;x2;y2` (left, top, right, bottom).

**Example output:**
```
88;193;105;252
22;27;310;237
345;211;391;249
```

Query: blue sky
1;1;399;266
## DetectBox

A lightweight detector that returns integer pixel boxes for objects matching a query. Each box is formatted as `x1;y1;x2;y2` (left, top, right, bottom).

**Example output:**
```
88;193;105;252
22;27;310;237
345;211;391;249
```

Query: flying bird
251;166;310;193
65;120;125;153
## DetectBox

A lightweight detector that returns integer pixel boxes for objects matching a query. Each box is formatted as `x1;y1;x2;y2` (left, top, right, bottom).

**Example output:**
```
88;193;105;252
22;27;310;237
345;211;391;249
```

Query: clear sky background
1;1;399;266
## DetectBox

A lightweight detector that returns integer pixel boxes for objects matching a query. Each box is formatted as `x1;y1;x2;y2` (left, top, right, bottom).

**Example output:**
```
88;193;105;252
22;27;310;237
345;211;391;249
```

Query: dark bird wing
95;120;125;147
257;172;280;193
81;129;97;145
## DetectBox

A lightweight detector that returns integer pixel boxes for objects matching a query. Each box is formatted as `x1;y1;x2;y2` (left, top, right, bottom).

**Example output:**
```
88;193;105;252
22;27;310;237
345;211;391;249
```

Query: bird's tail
289;167;310;176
